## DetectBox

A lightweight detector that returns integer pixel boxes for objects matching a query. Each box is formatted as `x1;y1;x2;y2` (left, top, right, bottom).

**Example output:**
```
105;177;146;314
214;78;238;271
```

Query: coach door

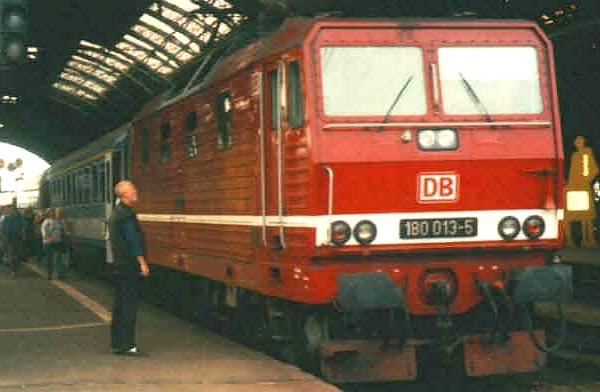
104;148;125;264
261;61;288;250
104;154;114;263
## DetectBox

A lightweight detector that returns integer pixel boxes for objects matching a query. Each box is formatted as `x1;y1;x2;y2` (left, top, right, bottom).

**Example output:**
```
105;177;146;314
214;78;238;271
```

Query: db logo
418;173;459;203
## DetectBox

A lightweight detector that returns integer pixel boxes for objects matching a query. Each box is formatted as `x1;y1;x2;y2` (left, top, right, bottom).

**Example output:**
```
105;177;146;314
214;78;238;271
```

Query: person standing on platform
1;204;23;275
109;180;150;356
22;208;35;263
41;208;64;280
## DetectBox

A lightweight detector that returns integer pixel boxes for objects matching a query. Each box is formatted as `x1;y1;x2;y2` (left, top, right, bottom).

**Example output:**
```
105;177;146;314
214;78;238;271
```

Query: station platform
0;261;339;391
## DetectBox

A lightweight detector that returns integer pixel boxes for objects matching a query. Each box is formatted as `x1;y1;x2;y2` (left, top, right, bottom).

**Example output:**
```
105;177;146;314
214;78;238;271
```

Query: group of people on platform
0;202;69;279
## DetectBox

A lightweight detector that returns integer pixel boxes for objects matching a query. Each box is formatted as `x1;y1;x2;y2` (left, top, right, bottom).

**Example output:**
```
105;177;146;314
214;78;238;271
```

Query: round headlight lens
523;215;545;240
418;130;436;149
330;221;351;246
437;129;457;149
498;216;520;240
353;220;377;245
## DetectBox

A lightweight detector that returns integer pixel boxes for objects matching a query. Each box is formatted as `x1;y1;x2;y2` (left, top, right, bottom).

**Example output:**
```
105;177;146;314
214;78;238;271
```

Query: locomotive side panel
133;70;261;281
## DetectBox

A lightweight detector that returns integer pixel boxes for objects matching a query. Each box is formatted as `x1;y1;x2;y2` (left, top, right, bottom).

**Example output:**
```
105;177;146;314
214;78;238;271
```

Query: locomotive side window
160;122;172;164
184;111;198;158
320;46;426;116
141;127;150;167
438;46;542;114
287;61;304;128
216;91;232;150
268;70;279;128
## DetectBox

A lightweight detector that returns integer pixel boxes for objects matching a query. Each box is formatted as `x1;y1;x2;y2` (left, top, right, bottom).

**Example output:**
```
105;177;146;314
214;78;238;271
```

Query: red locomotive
44;17;572;383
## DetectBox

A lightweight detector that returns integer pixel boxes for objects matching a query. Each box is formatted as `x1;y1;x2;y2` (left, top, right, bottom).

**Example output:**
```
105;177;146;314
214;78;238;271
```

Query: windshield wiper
458;72;495;127
378;75;413;131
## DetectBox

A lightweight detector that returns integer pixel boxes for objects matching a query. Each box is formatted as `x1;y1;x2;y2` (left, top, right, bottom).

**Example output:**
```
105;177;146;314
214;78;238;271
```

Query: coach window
184;111;198;158
98;163;106;202
84;167;92;203
141;127;150;167
69;173;74;205
160;122;172;164
58;178;63;206
287;61;304;128
91;165;98;202
216;91;232;150
268;70;279;128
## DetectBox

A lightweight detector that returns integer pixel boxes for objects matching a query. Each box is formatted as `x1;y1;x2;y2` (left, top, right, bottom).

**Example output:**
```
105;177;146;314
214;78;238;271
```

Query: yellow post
565;136;598;248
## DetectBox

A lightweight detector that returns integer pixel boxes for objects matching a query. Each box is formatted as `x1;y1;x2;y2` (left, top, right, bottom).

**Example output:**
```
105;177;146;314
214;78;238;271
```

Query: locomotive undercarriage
141;262;570;383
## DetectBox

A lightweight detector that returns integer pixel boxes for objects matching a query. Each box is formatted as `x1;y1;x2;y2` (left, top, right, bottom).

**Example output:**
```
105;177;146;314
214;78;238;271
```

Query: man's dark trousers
110;262;139;352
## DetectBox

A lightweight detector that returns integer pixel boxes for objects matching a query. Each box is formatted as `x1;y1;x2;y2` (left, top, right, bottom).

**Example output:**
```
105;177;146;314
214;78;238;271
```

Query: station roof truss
51;0;244;115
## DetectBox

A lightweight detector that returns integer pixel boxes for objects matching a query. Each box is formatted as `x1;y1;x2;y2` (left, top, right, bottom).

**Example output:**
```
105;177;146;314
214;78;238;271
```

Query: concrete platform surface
0;262;339;392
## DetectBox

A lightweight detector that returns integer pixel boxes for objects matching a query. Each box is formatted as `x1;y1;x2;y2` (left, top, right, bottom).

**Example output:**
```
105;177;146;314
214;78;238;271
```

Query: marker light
330;221;351;246
523;215;545;240
498;216;520;240
353;220;377;245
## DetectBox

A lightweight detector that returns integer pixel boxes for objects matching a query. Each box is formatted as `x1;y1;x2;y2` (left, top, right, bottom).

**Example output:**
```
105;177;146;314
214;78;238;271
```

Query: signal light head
4;7;26;31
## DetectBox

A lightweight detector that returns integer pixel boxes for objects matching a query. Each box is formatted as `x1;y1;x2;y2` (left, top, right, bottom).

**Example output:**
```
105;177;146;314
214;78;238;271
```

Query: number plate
400;218;478;239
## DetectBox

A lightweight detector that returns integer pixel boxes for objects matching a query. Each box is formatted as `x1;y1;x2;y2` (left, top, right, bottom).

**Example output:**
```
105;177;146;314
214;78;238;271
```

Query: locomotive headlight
498;216;520;240
417;128;458;150
523;215;545;240
437;129;457;149
353;220;377;245
330;220;351;246
417;130;436;149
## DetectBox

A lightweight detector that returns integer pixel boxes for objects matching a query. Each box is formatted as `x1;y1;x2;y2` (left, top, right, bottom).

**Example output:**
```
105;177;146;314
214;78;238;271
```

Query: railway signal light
0;0;28;66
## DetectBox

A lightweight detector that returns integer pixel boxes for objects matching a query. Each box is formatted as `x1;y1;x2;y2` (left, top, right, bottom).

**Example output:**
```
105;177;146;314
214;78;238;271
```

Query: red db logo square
418;173;459;203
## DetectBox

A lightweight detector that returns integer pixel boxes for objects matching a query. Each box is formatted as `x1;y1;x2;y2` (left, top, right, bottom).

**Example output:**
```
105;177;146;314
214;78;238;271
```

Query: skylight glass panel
198;15;218;26
61;73;85;84
83;82;106;94
185;20;204;35
124;34;155;50
173;32;191;45
164;41;184;55
91;70;118;84
211;0;234;9
141;14;176;35
54;83;77;94
176;51;193;62
188;42;201;53
68;60;95;73
162;7;185;23
218;23;232;35
154;51;170;62
157;66;175;75
164;0;200;13
132;25;164;44
145;57;164;70
116;42;148;62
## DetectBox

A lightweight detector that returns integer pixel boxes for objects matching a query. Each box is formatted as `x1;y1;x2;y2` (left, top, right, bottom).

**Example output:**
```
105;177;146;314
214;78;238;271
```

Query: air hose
522;301;566;353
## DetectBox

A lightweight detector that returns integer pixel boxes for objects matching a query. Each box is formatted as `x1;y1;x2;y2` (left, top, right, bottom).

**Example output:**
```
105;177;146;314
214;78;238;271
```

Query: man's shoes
124;346;146;357
111;346;146;356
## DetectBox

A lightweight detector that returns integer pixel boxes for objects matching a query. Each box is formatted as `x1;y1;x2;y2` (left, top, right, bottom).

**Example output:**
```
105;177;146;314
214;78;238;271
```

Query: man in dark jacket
1;204;23;275
109;181;150;356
